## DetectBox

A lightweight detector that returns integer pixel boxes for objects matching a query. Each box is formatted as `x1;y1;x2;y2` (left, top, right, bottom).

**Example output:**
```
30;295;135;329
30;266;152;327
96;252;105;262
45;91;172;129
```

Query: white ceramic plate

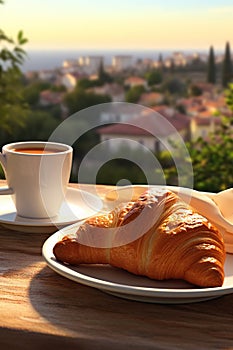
0;188;103;233
42;223;233;304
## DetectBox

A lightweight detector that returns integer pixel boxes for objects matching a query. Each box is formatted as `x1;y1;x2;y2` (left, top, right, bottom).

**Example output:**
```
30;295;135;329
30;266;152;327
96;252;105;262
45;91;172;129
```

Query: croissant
53;188;226;287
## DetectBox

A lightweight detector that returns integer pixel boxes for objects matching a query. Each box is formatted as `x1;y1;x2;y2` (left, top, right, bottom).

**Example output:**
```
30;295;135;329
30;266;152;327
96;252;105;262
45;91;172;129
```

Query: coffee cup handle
0;153;14;195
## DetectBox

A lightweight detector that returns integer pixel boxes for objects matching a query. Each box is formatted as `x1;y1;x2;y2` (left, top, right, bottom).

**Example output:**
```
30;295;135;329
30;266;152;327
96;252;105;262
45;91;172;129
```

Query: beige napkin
105;185;233;254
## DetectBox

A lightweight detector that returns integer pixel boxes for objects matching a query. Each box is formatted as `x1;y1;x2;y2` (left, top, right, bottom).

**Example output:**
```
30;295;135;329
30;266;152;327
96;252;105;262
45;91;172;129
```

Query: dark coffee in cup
13;148;61;155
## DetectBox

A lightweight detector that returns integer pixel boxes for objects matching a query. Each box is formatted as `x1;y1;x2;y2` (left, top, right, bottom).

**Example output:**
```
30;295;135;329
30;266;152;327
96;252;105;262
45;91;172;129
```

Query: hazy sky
1;0;233;51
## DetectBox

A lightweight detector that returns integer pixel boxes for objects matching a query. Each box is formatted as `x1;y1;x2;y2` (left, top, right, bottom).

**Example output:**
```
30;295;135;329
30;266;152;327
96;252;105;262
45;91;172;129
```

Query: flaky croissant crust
53;189;226;287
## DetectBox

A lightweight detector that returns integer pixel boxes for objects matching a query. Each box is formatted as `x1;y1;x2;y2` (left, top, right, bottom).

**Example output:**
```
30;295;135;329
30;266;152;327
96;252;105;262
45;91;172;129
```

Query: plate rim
42;223;233;301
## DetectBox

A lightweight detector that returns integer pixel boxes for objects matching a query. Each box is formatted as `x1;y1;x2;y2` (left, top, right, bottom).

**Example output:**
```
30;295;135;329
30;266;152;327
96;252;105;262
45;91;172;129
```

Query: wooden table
1;181;233;350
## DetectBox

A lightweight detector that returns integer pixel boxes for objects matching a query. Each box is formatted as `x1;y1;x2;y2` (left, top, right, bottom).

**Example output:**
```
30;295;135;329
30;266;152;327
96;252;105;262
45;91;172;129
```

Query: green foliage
96;159;147;185
155;147;193;187
77;78;98;90
222;41;232;87
189;84;203;97
189;56;207;72
188;136;233;192
225;83;233;112
169;59;175;73
162;78;186;96
146;69;163;86
64;87;111;115
158;53;163;68
50;84;66;92
176;103;186;114
188;85;233;191
207;46;216;84
91;141;149;184
85;144;173;186
72;128;100;170
23;81;52;107
0;2;29;136
13;110;60;141
97;60;112;84
125;85;145;103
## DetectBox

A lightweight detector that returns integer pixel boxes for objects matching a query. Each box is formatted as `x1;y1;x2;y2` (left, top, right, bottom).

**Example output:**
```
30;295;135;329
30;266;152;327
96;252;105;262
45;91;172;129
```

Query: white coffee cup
0;141;73;219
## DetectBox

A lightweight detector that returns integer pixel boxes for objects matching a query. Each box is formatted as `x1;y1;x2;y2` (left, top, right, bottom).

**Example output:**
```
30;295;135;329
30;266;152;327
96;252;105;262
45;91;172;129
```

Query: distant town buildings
59;73;77;91
112;55;132;71
58;50;214;78
62;59;79;73
139;92;164;106
81;56;104;74
124;76;148;89
62;55;104;75
25;49;230;149
39;90;65;106
97;107;190;153
87;83;125;102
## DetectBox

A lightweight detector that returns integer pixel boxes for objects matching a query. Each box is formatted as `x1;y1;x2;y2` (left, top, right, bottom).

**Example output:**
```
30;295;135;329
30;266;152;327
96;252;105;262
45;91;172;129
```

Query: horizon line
25;47;226;53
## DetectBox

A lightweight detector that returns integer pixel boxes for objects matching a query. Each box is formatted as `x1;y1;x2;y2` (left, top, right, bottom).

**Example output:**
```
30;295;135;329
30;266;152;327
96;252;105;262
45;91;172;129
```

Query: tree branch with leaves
188;84;233;192
0;0;29;138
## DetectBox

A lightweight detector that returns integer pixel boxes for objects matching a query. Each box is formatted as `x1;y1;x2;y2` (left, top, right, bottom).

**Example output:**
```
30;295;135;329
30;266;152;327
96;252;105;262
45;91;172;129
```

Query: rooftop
97;108;189;138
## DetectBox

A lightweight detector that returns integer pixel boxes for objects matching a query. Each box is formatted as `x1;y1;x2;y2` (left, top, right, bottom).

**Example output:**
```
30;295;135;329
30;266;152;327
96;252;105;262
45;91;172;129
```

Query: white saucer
0;188;103;233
